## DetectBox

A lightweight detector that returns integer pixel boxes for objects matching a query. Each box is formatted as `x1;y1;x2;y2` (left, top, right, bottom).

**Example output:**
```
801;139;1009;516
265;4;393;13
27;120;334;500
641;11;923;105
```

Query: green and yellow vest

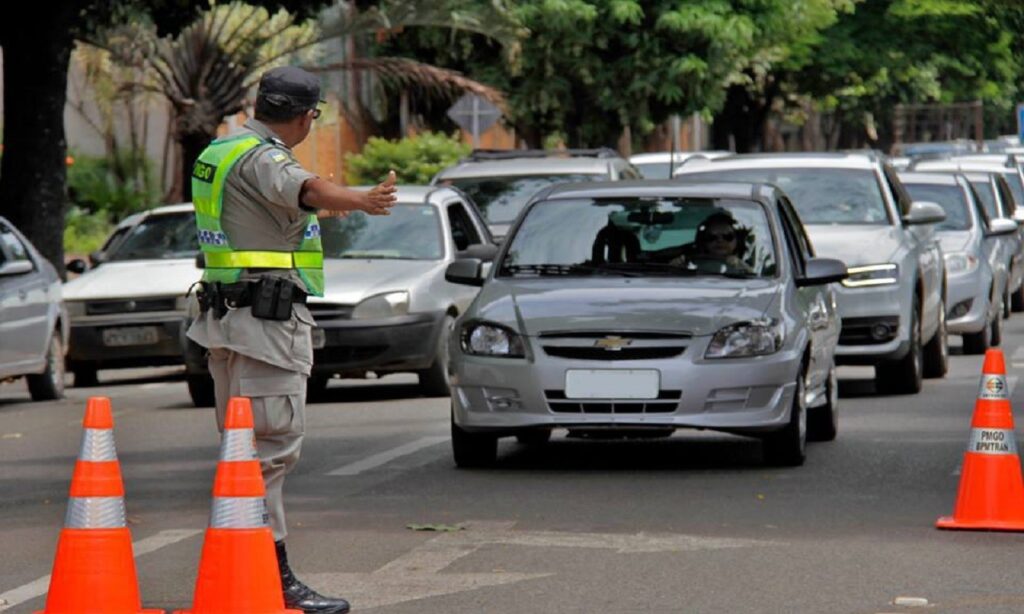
191;134;324;296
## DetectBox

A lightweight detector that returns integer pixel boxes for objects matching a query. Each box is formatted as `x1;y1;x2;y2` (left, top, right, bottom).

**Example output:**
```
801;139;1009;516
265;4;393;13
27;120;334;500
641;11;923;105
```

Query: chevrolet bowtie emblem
594;336;631;351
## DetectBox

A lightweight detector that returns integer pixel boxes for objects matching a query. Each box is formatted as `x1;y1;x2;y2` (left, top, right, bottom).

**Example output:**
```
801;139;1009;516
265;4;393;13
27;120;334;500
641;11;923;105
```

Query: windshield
634;163;675;180
903;183;972;231
1002;171;1024;207
107;212;198;261
681;168;890;225
443;174;602;225
321;204;443;260
499;197;777;279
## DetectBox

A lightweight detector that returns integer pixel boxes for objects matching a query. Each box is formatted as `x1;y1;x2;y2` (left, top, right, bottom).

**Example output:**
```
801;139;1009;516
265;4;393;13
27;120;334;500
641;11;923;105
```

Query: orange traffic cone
37;397;162;614
176;398;301;614
937;349;1024;531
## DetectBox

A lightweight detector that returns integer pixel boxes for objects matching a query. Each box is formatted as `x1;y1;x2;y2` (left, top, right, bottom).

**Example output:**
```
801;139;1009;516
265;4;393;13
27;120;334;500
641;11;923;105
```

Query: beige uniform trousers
208;346;306;541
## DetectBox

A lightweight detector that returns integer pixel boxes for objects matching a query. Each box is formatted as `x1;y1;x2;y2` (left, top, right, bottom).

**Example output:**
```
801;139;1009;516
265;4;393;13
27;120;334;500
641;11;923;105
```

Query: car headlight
705;318;785;359
841;263;899;288
460;321;525;357
64;300;85;317
944;252;979;275
351;291;410;319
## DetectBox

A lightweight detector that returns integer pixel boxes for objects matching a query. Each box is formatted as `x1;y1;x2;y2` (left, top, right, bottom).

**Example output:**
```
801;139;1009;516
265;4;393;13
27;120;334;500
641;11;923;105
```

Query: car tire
962;317;992;355
1004;285;1013;319
1012;278;1024;313
306;375;330;403
808;363;838;442
27;332;66;402
763;367;807;466
418;315;454;397
922;298;948;379
452;408;497;468
991;301;1003;347
876;298;923;395
515;429;552;446
187;374;216;407
71;365;98;388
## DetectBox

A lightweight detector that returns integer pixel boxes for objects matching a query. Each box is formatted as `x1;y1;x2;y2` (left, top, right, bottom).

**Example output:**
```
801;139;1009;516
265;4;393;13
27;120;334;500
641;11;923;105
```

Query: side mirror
457;243;499;262
0;260;34;277
796;258;848;287
66;259;88;274
903;201;946;225
194;252;206;269
445;258;485;286
986;218;1019;237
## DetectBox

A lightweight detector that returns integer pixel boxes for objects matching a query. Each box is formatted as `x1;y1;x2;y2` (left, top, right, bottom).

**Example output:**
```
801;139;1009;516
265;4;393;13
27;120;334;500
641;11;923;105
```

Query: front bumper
832;284;909;366
67;314;187;369
313;311;446;375
946;268;990;335
451;336;802;436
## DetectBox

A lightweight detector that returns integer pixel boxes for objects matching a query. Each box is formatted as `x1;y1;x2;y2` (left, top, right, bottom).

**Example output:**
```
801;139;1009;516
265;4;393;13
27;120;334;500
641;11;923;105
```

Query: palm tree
89;0;521;200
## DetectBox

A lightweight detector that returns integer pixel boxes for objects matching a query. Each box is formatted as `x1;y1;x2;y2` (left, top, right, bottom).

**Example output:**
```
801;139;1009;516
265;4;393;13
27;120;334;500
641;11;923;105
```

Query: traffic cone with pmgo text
937;349;1024;531
37;397;162;614
176;397;301;614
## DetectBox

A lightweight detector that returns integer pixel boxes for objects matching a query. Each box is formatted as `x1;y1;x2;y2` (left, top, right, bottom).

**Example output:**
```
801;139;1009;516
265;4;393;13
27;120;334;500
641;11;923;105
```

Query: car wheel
962;313;992;355
451;407;497;468
808;362;838;442
923;298;948;379
418;315;454;397
27;332;66;401
763;366;807;466
306;375;330;403
71;364;98;388
187;374;215;407
876;298;923;395
1004;285;1013;319
515;429;552;446
1012;278;1024;312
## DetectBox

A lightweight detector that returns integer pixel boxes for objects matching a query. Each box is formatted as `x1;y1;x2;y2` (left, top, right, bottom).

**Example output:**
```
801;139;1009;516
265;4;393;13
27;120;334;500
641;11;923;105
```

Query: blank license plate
312;328;326;350
564;369;660;399
101;326;159;347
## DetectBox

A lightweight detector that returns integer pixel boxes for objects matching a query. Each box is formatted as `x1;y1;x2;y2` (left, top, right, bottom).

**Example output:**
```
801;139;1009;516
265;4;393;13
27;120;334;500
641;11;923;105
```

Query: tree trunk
0;5;77;275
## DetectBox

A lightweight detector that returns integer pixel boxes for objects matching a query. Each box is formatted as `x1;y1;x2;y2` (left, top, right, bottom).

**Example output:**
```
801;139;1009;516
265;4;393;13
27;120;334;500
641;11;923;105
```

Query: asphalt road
4;326;1024;613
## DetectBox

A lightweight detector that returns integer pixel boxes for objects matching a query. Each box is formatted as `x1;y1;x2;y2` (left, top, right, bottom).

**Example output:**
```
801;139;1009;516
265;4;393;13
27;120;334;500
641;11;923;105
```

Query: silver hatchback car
445;182;847;468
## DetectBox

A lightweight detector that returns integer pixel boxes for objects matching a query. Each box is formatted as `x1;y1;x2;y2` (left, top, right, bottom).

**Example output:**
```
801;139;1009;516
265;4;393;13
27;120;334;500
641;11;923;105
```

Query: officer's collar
243;118;289;149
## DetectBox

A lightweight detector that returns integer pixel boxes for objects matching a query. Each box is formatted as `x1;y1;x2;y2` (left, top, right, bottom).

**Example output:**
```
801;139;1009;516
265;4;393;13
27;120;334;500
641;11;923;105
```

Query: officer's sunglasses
310;108;322;120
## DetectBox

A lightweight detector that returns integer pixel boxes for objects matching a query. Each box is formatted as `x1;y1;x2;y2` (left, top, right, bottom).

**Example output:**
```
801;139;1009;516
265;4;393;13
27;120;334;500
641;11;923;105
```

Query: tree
380;0;846;150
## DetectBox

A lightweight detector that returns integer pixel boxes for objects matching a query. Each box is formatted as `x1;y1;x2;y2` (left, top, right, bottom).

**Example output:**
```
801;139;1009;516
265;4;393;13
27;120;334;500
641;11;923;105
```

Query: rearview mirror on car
0;260;33;277
66;259;88;274
796;258;848;287
986;218;1019;236
902;201;946;225
446;258;485;286
627;210;674;225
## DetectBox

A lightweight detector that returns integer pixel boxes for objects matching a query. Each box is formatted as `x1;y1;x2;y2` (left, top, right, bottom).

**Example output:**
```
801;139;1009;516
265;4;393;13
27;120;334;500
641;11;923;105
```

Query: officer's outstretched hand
363;170;398;216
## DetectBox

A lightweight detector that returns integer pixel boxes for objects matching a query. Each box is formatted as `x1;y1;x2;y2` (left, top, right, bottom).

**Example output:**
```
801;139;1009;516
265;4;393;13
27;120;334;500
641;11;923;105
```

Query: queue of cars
9;143;1024;470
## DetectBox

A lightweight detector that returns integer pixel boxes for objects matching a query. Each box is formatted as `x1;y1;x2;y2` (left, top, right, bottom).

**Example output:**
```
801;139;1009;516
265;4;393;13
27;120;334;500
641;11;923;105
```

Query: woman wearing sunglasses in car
671;211;752;273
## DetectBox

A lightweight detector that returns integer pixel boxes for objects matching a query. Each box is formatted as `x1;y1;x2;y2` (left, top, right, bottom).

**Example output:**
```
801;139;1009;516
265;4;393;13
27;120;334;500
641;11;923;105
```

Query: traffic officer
187;65;396;614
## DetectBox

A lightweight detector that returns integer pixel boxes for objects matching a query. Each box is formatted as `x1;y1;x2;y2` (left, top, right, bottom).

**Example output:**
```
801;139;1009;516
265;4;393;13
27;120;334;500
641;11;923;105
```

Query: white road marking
327;436;449;476
0;529;200;611
305;520;779;610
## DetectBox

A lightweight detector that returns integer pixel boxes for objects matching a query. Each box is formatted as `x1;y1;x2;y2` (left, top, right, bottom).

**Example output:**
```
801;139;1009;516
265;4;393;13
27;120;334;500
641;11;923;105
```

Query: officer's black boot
276;541;351;614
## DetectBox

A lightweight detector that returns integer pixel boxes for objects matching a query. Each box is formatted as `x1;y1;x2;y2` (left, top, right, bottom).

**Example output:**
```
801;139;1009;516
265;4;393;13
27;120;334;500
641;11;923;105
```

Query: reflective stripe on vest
191;135;325;296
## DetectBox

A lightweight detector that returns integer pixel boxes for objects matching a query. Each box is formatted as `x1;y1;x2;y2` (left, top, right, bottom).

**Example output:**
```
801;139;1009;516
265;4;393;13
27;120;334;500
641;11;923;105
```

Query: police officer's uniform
187;66;349;614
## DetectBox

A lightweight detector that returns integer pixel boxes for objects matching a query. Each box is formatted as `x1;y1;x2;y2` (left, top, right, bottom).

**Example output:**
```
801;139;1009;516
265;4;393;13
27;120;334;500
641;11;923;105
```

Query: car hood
317;258;443;304
63;259;200;300
805;224;902;266
938;231;972;255
474;278;780;337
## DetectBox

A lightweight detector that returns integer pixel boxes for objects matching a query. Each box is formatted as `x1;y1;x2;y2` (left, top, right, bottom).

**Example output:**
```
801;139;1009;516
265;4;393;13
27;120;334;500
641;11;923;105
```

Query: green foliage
344;132;470;185
66;149;160;220
63;207;114;256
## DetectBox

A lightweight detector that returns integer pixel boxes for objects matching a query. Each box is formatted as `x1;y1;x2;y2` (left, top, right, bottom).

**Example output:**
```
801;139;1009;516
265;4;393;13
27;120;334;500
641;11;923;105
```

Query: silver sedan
445;181;847;468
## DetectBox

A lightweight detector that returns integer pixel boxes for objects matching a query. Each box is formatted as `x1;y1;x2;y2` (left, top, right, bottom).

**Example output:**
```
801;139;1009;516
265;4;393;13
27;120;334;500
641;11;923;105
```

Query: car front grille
85;297;177;315
307;303;354;321
538;331;691;361
314;345;387;364
544;389;680;414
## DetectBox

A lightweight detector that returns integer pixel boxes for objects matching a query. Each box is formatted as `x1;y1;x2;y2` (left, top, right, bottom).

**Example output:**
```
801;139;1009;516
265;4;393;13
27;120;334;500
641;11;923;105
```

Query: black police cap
257;66;324;110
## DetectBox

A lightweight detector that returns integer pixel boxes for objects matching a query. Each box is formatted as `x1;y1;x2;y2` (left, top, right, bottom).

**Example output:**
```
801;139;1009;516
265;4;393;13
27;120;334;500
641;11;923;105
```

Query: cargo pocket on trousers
239;373;306;437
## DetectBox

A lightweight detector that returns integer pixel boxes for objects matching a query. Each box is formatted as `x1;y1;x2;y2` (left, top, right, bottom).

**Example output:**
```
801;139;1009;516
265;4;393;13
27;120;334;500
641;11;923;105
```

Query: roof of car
895;172;961;186
912;160;1016;174
435;155;620;180
540;179;778;202
628;151;731;164
673;152;880;174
